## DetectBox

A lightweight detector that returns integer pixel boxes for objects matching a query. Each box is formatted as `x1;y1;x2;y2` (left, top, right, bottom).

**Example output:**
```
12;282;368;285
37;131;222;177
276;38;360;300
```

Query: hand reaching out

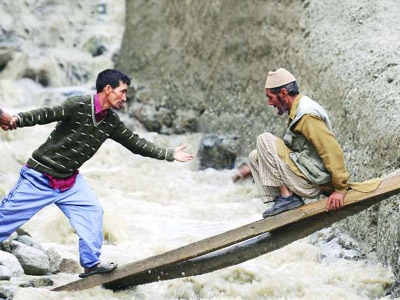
173;144;194;162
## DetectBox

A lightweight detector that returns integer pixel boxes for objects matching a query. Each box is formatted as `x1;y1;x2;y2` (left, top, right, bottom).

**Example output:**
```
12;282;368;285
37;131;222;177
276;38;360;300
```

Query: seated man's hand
325;191;345;211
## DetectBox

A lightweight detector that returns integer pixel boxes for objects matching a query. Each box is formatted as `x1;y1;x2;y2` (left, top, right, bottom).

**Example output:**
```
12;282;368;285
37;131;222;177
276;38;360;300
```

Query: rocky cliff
117;0;400;291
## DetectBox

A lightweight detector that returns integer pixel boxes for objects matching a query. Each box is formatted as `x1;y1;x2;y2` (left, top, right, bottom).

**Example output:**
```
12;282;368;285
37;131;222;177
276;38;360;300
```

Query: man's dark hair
96;69;131;93
270;81;299;96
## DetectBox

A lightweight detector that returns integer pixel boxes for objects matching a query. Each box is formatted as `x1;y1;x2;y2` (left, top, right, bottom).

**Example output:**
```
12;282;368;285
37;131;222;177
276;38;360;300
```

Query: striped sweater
17;95;174;178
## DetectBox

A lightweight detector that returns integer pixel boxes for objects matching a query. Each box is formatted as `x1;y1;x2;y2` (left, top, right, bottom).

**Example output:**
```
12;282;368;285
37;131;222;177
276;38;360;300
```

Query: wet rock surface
0;230;80;293
197;134;242;170
0;230;82;280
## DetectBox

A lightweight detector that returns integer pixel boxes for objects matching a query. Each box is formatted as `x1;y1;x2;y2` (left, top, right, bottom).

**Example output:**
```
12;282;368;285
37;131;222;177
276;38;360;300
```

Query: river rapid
0;1;395;299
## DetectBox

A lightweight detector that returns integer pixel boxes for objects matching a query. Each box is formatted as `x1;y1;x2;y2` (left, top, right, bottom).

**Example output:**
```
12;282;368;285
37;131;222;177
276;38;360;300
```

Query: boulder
0;284;14;300
129;102;172;133
46;246;80;274
19;277;54;288
197;134;241;170
11;241;50;276
0;251;24;280
172;109;199;134
0;232;18;253
0;47;13;71
83;35;109;57
16;235;46;253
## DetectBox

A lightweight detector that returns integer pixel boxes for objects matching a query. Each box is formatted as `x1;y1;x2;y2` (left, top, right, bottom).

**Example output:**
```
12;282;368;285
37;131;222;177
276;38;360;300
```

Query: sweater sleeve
16;99;74;127
293;115;350;192
110;119;174;161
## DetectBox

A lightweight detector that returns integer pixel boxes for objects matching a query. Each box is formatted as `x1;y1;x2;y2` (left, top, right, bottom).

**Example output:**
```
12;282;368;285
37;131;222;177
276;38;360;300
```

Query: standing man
0;69;194;278
249;68;350;218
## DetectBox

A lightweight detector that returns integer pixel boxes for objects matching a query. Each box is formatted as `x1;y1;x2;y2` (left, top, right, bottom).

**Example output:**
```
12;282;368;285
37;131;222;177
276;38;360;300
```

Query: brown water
0;126;394;300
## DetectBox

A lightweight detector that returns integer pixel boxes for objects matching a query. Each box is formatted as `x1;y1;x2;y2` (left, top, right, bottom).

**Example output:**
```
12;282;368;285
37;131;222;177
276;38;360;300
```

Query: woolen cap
265;68;296;89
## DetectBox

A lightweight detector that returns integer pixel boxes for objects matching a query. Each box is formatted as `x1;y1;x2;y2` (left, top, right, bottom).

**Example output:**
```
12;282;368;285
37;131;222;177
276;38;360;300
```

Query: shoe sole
263;201;304;218
79;263;118;278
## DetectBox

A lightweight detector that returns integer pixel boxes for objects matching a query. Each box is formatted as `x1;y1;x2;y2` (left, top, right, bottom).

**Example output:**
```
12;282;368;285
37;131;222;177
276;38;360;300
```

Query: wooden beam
52;169;400;292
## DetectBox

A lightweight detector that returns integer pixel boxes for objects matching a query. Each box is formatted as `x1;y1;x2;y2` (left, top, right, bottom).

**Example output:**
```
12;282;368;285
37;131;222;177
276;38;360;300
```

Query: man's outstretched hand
325;191;345;211
173;144;194;162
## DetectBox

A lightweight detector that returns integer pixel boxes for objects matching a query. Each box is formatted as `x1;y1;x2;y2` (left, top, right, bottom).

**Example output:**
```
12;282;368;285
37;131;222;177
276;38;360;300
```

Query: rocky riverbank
0;230;80;298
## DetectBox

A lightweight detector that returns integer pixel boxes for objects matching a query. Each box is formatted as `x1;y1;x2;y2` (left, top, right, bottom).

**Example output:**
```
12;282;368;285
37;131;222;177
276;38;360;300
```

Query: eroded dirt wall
118;0;305;146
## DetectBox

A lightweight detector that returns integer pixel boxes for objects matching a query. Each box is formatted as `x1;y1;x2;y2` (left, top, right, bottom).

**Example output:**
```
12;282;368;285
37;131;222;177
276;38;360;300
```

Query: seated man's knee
256;132;276;148
249;149;258;162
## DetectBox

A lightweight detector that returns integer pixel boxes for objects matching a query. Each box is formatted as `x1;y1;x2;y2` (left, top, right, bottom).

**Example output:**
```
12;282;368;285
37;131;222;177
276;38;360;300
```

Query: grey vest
284;96;332;185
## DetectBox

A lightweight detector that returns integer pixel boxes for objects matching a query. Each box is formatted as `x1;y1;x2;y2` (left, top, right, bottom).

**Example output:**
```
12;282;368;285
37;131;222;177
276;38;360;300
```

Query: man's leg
249;149;281;202
248;133;286;203
0;166;57;241
249;133;320;217
55;174;104;269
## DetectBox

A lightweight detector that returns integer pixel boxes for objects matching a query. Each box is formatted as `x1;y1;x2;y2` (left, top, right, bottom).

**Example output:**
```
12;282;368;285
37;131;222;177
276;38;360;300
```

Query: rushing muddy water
0;1;396;299
0;124;395;300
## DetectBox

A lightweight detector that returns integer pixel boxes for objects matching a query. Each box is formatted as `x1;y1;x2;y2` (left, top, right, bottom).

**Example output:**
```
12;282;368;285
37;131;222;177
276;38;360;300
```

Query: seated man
249;68;349;218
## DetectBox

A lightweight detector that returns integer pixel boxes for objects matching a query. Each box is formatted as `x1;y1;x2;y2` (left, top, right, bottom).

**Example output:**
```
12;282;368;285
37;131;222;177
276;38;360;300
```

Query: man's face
265;89;288;115
106;81;128;110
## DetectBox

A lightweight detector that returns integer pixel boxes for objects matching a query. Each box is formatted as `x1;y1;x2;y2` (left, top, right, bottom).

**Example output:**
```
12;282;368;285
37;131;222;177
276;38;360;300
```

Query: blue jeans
0;166;104;268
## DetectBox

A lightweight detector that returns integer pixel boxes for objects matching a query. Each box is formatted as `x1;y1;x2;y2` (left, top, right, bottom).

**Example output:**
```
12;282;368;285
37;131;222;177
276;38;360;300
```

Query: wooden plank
107;187;396;289
52;169;400;292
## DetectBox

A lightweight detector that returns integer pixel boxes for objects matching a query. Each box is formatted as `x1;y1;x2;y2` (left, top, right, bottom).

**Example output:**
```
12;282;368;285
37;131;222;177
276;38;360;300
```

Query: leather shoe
263;194;304;218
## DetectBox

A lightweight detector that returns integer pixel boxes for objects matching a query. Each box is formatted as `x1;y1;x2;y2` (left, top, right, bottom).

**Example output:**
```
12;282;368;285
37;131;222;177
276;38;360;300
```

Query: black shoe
79;262;118;278
262;194;305;218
